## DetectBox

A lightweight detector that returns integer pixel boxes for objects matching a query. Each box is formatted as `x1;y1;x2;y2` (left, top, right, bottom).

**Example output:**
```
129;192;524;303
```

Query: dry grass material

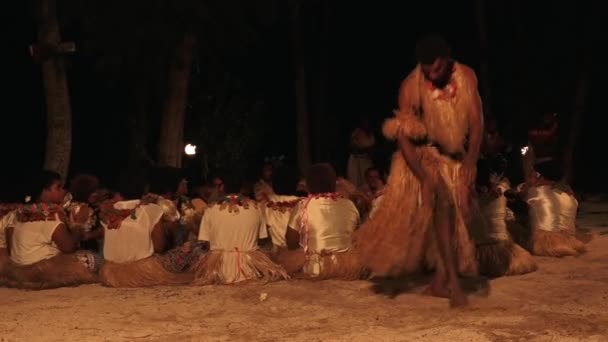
192;250;289;286
100;256;193;288
532;230;586;257
315;249;369;281
506;243;538;276
476;240;537;277
275;248;368;281
354;151;434;277
2;253;98;290
273;248;306;274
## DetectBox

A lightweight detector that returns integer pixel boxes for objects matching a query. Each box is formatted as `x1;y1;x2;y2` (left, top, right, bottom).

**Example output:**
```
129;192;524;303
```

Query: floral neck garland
265;198;301;213
214;194;256;213
15;202;67;223
99;199;139;229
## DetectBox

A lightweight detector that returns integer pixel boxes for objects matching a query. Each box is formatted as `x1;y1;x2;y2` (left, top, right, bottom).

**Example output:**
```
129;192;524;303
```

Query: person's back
194;178;288;285
200;200;265;255
102;201;164;263
292;196;358;254
11;218;63;265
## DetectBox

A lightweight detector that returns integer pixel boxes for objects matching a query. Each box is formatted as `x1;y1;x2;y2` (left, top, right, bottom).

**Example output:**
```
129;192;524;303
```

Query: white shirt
102;200;164;263
198;202;267;283
10;218;62;265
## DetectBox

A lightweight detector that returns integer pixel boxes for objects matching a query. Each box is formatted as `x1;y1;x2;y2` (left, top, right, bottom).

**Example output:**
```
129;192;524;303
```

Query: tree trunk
562;67;589;185
475;0;493;118
128;81;151;167
290;0;311;176
312;0;330;163
158;33;196;168
37;0;72;179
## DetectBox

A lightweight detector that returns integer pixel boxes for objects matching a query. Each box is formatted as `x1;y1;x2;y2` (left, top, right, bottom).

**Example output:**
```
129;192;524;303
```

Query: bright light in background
184;143;197;156
520;146;529;155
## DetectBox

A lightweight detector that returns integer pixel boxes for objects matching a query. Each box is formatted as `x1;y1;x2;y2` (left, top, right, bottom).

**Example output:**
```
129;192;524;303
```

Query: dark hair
306;163;337;194
272;165;298;196
68;174;100;203
31;170;62;202
221;174;242;194
116;168;149;200
415;34;451;65
536;160;563;182
148;166;183;195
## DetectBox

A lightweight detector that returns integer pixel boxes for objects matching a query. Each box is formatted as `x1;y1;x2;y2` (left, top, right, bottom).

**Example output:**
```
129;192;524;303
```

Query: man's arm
396;73;427;182
150;221;167;253
285;227;300;250
51;223;82;253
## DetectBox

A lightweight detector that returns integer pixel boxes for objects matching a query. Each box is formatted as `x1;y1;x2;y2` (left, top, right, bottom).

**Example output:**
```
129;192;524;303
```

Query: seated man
193;176;288;285
255;166;303;250
520;158;584;257
98;169;194;287
4;170;98;289
471;122;537;277
278;163;367;280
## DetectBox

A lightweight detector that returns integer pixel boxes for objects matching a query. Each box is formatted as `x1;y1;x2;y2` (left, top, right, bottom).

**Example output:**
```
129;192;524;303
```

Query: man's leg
432;183;467;307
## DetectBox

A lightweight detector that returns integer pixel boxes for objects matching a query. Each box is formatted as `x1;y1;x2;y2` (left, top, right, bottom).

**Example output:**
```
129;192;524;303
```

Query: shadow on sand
368;274;491;299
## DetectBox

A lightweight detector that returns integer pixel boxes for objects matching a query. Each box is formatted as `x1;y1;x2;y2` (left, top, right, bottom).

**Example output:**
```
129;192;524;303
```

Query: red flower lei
15;202;67;223
214;194;257;213
265;198;301;213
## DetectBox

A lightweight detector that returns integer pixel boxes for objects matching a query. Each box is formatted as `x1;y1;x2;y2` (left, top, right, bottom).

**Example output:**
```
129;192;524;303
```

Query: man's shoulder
455;62;478;83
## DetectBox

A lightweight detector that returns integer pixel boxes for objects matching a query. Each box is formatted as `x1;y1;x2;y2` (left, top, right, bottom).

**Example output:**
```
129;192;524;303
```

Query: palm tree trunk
158;33;196;168
290;0;311;176
562;67;589;185
312;0;330;163
37;0;72;179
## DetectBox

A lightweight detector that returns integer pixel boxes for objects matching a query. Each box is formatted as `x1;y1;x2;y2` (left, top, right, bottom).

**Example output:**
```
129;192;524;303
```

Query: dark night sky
2;1;603;200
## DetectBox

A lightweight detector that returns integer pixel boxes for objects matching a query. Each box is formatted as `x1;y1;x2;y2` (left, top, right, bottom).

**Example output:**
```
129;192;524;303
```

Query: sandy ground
1;201;607;342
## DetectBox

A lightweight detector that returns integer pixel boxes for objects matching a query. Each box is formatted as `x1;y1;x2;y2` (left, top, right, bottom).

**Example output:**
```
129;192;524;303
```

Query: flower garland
265;198;301;213
15;202;67;223
213;194;256;213
98;199;139;229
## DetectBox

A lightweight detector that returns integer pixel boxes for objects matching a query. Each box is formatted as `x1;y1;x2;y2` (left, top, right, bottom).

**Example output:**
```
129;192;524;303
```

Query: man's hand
460;159;477;189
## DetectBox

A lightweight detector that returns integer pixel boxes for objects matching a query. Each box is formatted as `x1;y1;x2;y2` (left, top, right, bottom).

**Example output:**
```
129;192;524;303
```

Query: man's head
211;176;225;194
415;34;453;88
261;163;273;182
364;167;384;191
306;163;337;194
68;173;100;204
32;170;65;204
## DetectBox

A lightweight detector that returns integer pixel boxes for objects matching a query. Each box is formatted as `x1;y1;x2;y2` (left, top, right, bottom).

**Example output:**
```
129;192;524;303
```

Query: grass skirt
100;255;194;288
476;240;537;277
532;230;586;257
192;250;288;285
354;149;477;277
274;248;369;280
1;252;99;290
